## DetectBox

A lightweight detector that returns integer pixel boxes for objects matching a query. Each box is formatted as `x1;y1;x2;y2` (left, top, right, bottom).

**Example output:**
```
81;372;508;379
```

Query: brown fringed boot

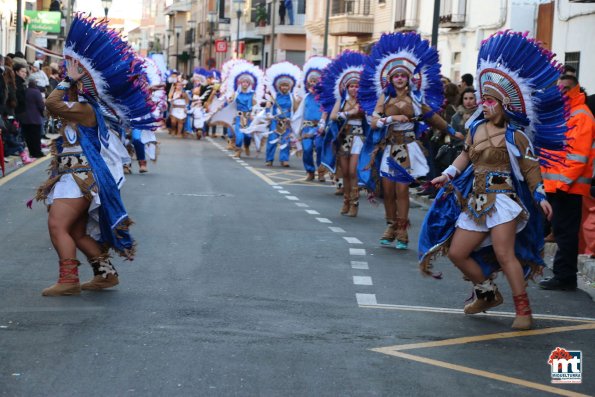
340;192;350;215
379;219;396;246
464;279;503;314
81;255;119;291
347;187;359;217
138;160;148;173
42;259;81;296
394;218;410;250
511;292;533;330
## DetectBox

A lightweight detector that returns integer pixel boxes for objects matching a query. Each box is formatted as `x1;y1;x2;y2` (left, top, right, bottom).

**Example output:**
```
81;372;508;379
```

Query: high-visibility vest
541;87;595;196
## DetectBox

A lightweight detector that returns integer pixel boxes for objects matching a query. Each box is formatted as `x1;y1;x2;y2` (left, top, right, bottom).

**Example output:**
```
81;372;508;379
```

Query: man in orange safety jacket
539;75;595;290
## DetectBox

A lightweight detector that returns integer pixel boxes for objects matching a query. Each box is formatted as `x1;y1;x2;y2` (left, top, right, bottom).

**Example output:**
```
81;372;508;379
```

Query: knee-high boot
347;187;359;217
42;258;81;296
81;254;119;291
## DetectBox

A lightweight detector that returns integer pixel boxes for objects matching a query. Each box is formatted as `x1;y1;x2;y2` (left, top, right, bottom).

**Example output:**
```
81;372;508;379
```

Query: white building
552;0;595;93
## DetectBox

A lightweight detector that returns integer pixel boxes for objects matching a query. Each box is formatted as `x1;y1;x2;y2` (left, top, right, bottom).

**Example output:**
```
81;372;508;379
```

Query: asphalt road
1;132;594;397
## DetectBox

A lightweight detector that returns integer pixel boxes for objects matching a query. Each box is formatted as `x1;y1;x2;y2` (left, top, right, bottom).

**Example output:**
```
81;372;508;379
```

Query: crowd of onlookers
0;52;62;174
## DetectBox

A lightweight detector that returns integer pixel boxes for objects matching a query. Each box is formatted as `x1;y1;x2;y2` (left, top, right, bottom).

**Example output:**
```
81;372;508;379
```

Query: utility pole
270;0;276;65
431;0;440;47
323;0;330;56
15;0;23;53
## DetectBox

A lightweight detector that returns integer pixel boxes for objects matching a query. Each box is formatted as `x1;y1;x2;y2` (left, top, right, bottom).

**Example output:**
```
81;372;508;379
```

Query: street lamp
174;25;182;71
208;12;217;68
166;28;173;69
102;0;112;19
187;20;196;72
233;0;245;58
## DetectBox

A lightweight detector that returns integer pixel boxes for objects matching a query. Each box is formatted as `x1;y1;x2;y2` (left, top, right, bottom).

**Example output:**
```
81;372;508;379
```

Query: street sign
24;11;61;33
215;40;228;53
219;17;231;24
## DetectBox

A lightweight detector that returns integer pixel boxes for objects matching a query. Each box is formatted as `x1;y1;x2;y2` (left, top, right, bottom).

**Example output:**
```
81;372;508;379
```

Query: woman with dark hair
419;31;567;329
450;88;478;136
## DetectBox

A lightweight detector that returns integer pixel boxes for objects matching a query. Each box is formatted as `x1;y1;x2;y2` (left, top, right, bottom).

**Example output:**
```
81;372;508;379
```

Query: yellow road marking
378;351;590;397
0;155;50;187
359;303;595;323
373;322;595;353
244;166;276;185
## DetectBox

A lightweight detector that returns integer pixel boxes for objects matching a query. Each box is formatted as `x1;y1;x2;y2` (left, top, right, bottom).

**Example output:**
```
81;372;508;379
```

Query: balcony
439;0;466;28
255;0;306;36
164;0;191;15
393;0;418;31
329;0;373;36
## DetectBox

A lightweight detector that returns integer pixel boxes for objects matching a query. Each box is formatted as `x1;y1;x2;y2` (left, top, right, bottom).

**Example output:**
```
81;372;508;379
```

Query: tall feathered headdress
359;32;443;117
265;61;303;99
303;56;331;88
221;59;251;95
64;14;156;130
476;30;567;157
316;51;366;113
143;57;164;87
224;61;265;103
193;67;210;85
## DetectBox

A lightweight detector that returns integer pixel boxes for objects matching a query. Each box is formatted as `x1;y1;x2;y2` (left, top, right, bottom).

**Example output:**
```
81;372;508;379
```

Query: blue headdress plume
476;31;567;160
64;14;156;130
316;51;366;113
359;32;444;116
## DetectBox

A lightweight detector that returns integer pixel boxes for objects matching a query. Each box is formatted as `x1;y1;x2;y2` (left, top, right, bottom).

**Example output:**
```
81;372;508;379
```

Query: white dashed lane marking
353;276;373;286
356;293;377;305
278;190;291;194
272;186;282;189
329;227;345;233
305;209;320;215
351;261;369;270
295;203;309;208
286;196;299;201
343;237;362;244
316;218;332;224
349;248;366;256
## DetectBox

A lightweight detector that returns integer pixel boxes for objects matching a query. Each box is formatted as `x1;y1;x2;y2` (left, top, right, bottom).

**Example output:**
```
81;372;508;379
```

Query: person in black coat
20;80;45;158
13;63;28;118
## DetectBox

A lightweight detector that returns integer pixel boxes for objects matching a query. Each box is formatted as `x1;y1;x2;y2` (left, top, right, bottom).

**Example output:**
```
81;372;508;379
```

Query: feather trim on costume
265;61;304;99
359;32;443;117
224;62;264;103
303;56;332;88
64;14;156;131
476;31;567;165
316;51;366;113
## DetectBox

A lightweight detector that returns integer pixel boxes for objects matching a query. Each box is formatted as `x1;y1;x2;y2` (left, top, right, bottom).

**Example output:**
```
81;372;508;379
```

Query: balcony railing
331;0;371;16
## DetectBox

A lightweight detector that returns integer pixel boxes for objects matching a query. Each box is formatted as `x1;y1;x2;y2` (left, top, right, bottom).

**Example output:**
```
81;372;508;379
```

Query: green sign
24;11;62;33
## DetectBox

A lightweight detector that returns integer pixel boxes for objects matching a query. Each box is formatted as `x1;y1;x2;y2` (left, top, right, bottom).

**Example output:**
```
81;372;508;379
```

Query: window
394;0;407;29
565;52;580;79
298;0;306;14
285;50;306;67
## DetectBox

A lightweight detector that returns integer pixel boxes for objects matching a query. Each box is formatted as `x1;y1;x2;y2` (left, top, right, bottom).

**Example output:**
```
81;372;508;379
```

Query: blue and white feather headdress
316;51;366;113
143;57;164;87
63;14;156;130
359;32;443;117
224;61;265;103
476;30;567;157
265;61;303;99
303;56;331;88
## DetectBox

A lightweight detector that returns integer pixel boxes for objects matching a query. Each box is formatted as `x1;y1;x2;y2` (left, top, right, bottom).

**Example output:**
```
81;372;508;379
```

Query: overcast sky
74;0;143;31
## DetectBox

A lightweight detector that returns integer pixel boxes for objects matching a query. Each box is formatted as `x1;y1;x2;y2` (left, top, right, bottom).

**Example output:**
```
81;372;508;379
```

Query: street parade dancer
129;56;165;173
168;80;190;138
293;56;331;181
35;14;157;296
358;32;458;249
225;61;264;158
418;31;567;329
317;51;368;216
264;61;303;167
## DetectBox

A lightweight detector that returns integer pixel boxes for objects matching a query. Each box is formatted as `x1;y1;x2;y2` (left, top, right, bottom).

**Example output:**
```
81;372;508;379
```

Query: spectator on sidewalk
30;60;50;93
539;74;595;291
20;79;45;158
459;73;474;92
13;63;28;118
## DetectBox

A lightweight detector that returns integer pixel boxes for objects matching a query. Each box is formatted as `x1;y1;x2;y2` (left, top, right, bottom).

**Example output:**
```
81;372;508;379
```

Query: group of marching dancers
36;14;571;331
196;31;569;330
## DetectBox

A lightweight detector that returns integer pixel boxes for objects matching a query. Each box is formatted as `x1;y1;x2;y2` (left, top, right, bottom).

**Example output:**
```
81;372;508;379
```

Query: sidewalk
410;188;595;301
1;135;56;179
